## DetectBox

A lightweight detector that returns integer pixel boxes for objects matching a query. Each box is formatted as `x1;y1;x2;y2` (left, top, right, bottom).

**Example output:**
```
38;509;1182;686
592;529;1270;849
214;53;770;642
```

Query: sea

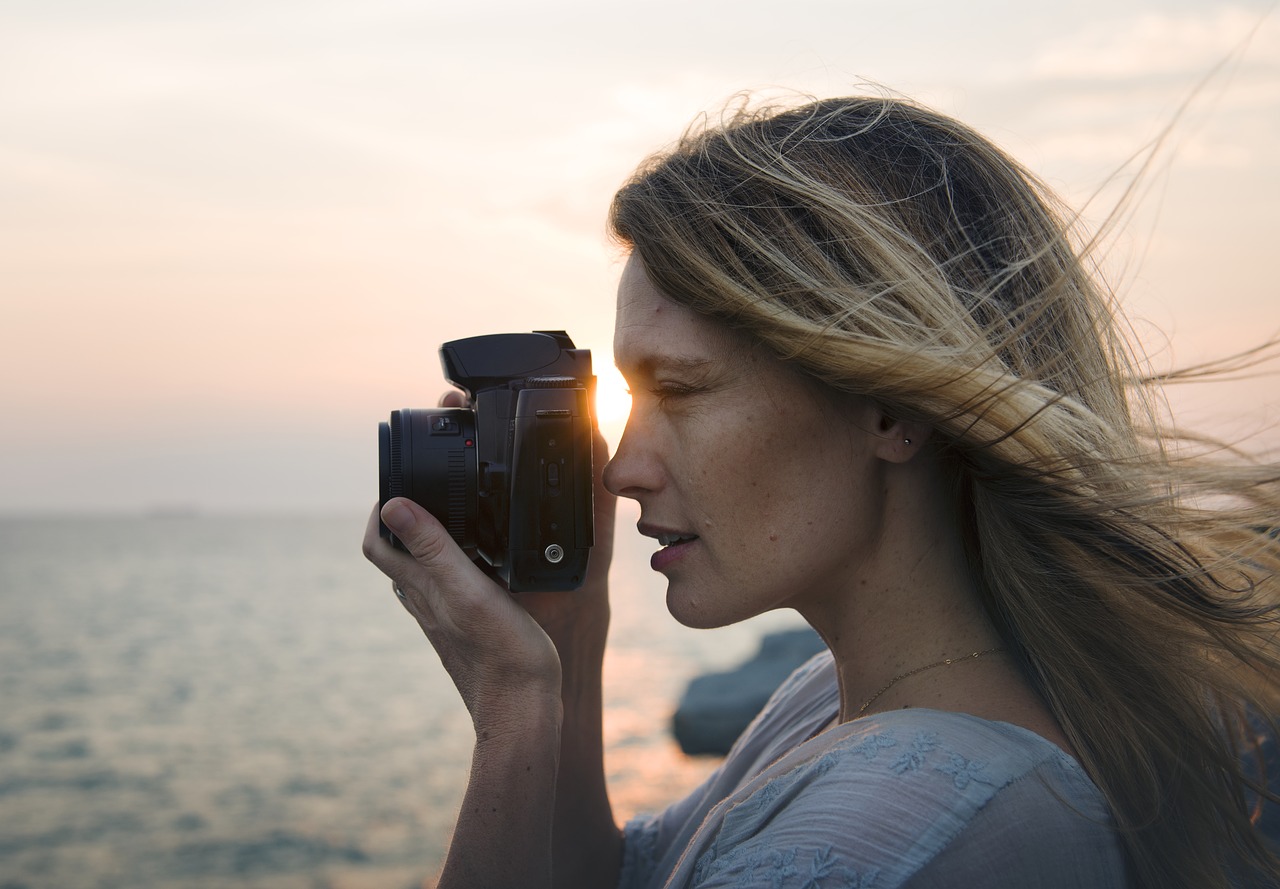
0;508;806;889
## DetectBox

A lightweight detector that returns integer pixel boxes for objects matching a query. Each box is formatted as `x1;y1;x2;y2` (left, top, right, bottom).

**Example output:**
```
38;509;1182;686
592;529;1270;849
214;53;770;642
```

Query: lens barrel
378;408;479;552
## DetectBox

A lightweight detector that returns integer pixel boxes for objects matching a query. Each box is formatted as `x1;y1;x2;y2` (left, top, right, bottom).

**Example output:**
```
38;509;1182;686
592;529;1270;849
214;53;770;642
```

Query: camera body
378;331;595;592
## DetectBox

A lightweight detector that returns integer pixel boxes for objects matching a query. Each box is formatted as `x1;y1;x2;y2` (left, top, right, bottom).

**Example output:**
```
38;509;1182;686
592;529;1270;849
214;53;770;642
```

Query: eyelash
627;383;700;403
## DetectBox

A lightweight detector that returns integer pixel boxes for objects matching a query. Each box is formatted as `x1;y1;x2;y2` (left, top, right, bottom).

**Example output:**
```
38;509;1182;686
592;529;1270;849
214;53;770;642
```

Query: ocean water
0;508;805;888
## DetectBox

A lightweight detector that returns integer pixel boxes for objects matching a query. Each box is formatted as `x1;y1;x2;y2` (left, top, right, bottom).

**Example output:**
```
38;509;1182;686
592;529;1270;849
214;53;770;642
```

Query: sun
593;365;632;446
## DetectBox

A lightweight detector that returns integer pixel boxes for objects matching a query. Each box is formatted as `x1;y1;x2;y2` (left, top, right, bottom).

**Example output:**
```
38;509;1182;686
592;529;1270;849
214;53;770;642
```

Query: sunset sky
2;0;1278;513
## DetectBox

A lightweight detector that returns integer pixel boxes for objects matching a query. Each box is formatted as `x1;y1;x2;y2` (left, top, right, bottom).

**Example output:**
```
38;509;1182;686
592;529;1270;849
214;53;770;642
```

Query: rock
672;627;827;756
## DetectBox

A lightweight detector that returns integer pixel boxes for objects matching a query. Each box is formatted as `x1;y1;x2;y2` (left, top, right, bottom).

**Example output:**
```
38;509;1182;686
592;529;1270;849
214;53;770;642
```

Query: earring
904;438;912;445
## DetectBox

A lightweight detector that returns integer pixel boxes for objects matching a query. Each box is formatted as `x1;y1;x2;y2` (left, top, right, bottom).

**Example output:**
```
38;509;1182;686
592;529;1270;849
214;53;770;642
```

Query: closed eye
652;382;702;401
622;383;702;408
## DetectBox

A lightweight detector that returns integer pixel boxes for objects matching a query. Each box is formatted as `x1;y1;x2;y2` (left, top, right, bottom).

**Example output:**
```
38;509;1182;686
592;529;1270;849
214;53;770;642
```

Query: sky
1;0;1278;513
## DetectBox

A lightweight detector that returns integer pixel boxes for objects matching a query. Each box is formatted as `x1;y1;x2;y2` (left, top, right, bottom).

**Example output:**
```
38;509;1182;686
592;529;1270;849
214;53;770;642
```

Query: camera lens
378;408;479;552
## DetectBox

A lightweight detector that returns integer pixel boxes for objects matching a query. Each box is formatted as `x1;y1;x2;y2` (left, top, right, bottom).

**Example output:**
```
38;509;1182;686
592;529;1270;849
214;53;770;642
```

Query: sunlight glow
594;365;633;448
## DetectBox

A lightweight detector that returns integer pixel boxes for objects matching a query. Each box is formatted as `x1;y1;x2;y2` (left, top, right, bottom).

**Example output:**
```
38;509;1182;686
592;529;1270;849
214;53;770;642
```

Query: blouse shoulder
620;653;1125;889
689;709;1123;888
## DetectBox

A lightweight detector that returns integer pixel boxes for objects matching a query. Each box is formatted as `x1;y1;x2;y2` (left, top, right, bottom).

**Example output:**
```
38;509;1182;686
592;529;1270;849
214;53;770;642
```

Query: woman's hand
362;498;563;724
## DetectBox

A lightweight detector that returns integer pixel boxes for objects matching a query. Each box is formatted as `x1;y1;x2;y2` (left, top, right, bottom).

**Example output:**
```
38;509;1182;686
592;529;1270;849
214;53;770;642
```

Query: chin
665;585;751;630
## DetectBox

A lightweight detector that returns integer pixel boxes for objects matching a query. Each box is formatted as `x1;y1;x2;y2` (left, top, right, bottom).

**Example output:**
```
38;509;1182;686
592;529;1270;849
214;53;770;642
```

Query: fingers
363;506;421;610
364;498;473;597
364;497;520;648
363;500;563;695
438;390;468;408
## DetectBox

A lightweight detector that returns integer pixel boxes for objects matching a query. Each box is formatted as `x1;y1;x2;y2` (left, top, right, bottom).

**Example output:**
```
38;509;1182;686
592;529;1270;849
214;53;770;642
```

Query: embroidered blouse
618;651;1127;888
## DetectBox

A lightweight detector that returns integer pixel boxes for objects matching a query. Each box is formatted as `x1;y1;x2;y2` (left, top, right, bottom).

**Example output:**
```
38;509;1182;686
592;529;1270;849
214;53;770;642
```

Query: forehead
613;257;739;375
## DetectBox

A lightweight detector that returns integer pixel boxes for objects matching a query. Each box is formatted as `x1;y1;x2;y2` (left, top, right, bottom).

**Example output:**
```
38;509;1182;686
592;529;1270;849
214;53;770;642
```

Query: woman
364;95;1280;888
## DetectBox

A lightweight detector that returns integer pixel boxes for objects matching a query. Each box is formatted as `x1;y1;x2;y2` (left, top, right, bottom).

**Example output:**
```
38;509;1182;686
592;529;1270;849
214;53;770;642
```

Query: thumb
379;497;473;588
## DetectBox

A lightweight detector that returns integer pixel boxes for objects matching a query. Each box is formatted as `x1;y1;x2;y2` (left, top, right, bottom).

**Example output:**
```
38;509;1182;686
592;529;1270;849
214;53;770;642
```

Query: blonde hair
610;95;1280;888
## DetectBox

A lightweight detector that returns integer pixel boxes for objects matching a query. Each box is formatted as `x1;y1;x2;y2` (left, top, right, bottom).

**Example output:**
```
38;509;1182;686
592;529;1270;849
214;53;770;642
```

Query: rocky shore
672;627;826;756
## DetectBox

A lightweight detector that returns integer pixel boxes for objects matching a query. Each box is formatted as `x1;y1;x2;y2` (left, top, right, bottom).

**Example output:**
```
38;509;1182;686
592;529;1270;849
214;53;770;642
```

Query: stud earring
904;438;912;445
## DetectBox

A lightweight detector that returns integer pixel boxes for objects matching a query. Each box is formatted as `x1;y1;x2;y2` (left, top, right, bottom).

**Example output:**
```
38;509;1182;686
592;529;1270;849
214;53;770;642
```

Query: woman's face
604;258;894;629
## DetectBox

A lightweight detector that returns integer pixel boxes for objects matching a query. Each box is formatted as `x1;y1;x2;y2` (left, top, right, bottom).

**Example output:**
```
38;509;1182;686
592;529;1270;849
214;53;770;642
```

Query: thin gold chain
856;647;1006;717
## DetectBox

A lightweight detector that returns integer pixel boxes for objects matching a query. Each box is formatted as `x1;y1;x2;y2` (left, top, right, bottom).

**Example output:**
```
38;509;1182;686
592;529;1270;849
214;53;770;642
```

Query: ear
871;407;931;464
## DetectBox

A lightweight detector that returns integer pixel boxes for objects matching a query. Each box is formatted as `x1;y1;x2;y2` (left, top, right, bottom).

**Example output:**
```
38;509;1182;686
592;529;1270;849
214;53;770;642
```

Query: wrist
468;684;564;742
440;692;561;889
541;595;610;653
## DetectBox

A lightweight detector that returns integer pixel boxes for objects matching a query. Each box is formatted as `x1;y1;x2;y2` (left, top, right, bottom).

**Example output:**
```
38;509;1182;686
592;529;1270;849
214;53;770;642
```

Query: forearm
435;624;621;889
548;431;623;887
520;482;622;888
438;694;563;889
553;630;623;889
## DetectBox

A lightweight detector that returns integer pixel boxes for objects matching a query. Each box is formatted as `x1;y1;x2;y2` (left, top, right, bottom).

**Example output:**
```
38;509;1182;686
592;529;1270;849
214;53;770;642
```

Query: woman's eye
652;383;699;401
624;381;704;408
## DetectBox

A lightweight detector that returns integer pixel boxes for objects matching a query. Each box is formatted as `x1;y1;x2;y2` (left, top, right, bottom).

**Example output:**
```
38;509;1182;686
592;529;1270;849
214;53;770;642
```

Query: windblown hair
609;95;1280;888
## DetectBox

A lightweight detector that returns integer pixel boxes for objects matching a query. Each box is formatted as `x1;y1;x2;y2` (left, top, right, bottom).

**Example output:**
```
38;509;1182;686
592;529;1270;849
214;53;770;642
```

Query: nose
602;418;662;500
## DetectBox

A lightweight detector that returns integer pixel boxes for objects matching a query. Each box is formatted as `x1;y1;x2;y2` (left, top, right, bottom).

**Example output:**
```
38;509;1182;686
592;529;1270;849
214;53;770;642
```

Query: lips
639;523;700;572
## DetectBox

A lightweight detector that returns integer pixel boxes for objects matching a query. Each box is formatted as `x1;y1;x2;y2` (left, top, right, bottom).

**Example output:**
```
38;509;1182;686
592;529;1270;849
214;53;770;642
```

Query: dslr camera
378;331;595;592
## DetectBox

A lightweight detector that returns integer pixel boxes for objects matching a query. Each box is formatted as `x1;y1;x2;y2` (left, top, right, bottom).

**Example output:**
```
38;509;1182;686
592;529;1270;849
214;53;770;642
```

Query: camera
378;331;595;592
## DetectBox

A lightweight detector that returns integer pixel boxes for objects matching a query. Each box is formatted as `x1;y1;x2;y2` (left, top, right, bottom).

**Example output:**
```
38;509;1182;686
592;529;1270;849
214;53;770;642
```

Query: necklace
856;647;1005;717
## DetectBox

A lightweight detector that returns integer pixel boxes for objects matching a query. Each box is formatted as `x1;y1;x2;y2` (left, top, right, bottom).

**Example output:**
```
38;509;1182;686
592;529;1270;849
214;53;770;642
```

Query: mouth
639;523;700;572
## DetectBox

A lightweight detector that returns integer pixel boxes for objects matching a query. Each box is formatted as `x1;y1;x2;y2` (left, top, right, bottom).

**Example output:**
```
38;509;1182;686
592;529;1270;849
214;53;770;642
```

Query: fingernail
381;501;414;534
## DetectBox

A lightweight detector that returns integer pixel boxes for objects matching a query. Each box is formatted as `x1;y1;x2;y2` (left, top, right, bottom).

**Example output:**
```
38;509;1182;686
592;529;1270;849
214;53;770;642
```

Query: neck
797;453;1003;724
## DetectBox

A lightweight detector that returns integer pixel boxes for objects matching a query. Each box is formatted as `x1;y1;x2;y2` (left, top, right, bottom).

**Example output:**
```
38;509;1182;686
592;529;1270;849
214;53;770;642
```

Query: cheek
702;413;819;540
737;416;871;553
